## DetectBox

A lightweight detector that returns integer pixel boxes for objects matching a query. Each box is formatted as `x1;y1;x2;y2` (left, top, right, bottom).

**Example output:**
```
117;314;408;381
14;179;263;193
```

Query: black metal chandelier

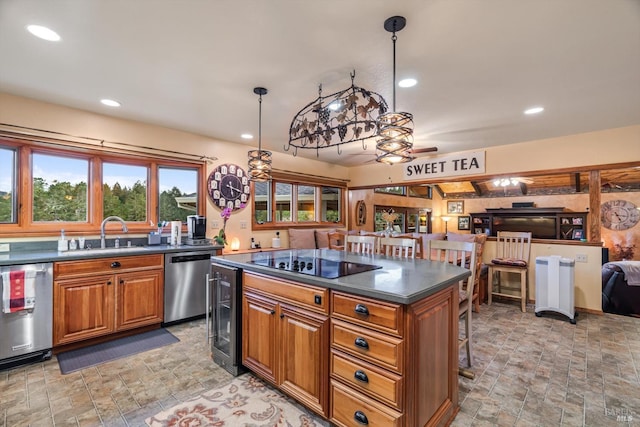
376;16;415;164
286;71;389;157
247;87;272;182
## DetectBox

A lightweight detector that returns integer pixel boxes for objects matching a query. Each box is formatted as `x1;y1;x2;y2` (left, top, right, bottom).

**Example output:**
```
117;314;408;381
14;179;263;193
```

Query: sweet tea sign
403;151;485;181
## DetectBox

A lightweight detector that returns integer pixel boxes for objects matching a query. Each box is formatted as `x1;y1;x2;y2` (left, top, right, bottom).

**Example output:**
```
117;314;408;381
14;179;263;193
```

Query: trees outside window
0;137;204;236
0;147;16;223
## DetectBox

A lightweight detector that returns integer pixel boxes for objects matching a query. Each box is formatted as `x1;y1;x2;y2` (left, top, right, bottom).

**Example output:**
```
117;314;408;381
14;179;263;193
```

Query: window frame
0;136;205;237
251;171;346;230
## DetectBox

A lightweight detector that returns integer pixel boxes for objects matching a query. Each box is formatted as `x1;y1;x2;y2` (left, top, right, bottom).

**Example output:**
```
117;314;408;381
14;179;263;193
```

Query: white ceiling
1;0;639;167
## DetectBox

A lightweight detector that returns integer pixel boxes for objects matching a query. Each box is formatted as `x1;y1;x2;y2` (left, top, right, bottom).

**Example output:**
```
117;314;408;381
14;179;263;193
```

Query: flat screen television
492;216;557;239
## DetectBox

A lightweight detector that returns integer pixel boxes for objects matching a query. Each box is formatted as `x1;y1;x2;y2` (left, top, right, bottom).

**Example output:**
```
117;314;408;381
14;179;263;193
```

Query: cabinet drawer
332;292;403;337
54;254;163;278
330;350;402;410
331;320;403;374
243;272;328;314
330;380;403;427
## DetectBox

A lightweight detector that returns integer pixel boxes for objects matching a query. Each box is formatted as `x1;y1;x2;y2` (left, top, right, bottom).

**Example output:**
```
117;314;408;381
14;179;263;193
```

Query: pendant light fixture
376;16;415;164
247;87;272;181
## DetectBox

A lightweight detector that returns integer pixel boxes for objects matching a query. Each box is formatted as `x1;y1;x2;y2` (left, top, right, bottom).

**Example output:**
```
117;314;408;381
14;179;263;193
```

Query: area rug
146;373;330;426
57;328;179;374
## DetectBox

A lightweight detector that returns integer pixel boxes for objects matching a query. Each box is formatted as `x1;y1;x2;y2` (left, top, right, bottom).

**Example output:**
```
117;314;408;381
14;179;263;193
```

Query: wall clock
207;163;251;210
600;199;640;230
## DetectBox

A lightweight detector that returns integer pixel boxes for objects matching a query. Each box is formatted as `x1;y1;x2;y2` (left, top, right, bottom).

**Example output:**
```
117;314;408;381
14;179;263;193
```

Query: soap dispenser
272;231;281;248
58;229;69;252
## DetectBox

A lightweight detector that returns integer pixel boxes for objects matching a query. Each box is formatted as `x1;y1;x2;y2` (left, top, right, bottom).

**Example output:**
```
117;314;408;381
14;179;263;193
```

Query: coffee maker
186;215;208;245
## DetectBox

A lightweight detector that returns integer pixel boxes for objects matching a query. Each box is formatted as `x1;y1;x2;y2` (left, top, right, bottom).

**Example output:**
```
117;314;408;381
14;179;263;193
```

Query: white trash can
535;255;576;323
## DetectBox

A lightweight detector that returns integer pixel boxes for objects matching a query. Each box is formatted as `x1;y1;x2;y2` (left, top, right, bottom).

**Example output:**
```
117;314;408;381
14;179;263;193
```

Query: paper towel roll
170;221;182;246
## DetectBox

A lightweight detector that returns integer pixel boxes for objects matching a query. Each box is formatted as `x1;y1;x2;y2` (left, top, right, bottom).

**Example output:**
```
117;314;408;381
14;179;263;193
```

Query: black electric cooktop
249;255;381;279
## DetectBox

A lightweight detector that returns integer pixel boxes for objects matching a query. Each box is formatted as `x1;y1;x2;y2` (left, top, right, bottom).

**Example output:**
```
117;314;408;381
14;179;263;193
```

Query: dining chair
327;232;345;250
427;239;477;368
344;235;377;255
377;237;416;258
471;234;487;313
487;231;532;312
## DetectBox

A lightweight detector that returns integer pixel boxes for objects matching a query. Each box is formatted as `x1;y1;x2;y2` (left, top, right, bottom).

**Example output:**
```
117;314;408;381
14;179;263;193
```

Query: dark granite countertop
212;248;470;305
0;244;222;266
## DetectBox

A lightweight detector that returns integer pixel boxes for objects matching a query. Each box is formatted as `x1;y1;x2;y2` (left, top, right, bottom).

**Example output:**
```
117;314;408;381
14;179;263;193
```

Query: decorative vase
385;221;393;237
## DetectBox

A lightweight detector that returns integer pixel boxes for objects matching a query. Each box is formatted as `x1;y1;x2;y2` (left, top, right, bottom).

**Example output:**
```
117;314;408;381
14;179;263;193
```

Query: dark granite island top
211;248;470;304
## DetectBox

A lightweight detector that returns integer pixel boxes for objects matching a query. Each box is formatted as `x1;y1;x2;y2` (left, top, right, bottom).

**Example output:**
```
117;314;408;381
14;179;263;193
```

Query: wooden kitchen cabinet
329;288;458;427
53;254;164;347
242;272;329;417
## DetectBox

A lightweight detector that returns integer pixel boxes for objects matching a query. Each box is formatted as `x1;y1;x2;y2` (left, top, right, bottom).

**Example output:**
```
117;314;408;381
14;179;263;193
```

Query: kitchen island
212;248;470;427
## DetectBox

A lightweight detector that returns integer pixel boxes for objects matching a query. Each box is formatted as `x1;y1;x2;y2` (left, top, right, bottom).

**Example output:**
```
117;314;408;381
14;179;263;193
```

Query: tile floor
1;302;639;426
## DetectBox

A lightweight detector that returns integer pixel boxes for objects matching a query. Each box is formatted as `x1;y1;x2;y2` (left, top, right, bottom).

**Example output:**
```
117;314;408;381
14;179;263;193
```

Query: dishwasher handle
170;253;212;263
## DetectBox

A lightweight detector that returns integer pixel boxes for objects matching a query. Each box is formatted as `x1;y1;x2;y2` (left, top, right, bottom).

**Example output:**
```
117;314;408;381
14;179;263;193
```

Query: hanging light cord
391;32;397;112
258;91;263;152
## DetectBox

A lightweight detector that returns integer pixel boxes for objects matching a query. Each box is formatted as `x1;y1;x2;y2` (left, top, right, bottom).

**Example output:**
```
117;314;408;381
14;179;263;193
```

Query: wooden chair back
344;235;377;255
427;239;477;367
495;231;532;263
328;232;345;250
377;237;416;258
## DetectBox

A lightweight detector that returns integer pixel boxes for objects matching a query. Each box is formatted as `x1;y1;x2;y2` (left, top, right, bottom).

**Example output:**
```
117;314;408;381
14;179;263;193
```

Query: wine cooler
207;263;245;376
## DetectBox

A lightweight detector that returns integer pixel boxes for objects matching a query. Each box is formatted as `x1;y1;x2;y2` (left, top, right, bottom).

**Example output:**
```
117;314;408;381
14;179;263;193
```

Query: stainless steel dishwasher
163;250;216;324
0;262;53;370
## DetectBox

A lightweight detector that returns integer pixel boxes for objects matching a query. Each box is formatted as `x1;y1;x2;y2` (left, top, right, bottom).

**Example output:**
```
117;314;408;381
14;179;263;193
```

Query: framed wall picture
447;201;464;214
572;229;584;240
458;216;470;230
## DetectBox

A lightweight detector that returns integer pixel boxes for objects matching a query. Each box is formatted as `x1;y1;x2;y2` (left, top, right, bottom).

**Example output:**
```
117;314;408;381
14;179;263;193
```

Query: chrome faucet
100;216;128;248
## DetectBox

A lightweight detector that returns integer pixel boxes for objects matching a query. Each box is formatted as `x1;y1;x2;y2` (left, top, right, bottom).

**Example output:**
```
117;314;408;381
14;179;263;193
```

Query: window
321;187;340;222
103;162;147;222
158;167;199;223
32;152;88;222
375;186;406;195
253;181;271;224
252;173;346;230
0;137;204;236
0;147;16;223
275;182;292;222
297;185;315;222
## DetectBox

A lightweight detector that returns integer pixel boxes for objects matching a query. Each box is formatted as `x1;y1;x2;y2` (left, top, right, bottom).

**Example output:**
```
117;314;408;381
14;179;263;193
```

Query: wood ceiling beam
470;181;482;196
519;182;528;195
433;185;445;199
573;173;581;193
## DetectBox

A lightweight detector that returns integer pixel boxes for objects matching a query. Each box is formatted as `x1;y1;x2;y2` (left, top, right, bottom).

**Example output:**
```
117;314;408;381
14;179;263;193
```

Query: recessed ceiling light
398;78;417;88
26;25;61;42
524;106;544;115
100;99;121;107
241;133;253;139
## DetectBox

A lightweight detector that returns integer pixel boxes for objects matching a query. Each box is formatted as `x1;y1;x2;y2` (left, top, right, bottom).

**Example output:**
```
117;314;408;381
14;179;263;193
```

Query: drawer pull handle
270;310;276;315
354;370;369;383
354;337;369;350
280;313;285;319
107;281;112;286
120;279;124;285
354;410;369;425
111;261;121;268
354;304;369;316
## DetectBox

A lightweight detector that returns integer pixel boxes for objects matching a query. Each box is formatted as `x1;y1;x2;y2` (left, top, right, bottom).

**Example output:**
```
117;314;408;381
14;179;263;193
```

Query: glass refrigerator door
213;270;233;354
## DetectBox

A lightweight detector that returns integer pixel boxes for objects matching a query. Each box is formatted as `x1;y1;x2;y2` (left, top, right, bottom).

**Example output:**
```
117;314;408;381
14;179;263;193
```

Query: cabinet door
242;291;278;384
279;303;329;417
115;269;164;331
53;275;115;345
